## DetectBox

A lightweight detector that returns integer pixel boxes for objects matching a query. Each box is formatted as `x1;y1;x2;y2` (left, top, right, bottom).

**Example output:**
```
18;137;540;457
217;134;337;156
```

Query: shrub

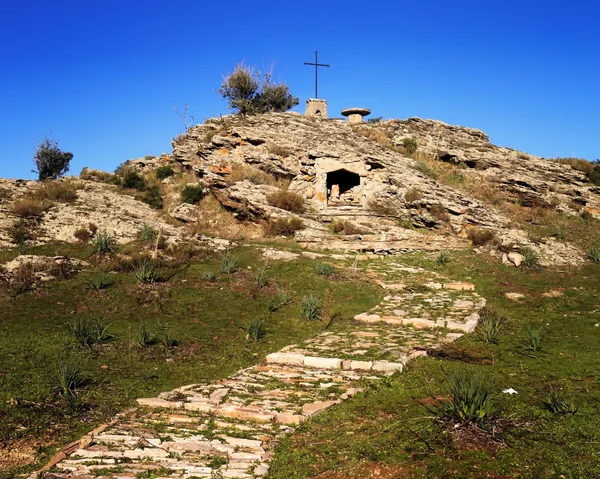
435;370;496;424
330;220;366;235
589;245;600;263
9;262;36;294
219;252;238;274
467;228;496;246
49;257;77;280
10;198;50;217
9;219;32;245
544;388;579;415
404;188;422;203
402;137;418;154
218;63;299;116
134;257;158;284
80;167;116;183
138;223;158;241
74;227;92;243
268;144;292;157
181;184;207;204
430;205;450;223
521;247;540;269
33;137;73;181
265;216;305;236
589;162;600;186
477;307;504;345
93;231;117;255
228;163;287;187
412;161;437;178
143;186;163;210
121;169;146;190
266;189;305;213
581;209;594;221
156;165;174;180
315;263;336;277
33;181;78;202
247;319;266;342
367;199;396;216
301;293;321;321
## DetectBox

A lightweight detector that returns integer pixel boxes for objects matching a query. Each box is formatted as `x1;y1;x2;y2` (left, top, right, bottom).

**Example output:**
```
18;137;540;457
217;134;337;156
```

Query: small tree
33;137;74;181
218;63;299;116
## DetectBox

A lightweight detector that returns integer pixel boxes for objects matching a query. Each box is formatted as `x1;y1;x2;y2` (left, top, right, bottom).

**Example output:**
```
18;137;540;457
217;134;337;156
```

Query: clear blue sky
1;0;598;179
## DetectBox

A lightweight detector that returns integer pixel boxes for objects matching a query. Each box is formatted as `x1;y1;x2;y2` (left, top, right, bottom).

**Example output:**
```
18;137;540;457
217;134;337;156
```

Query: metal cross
304;50;329;99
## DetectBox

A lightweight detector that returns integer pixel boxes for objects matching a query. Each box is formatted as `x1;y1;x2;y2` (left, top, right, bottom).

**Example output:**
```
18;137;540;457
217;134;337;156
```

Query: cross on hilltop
304;50;329;99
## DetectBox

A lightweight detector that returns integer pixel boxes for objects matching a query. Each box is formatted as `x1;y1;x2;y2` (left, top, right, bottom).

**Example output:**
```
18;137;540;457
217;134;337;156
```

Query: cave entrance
326;169;361;205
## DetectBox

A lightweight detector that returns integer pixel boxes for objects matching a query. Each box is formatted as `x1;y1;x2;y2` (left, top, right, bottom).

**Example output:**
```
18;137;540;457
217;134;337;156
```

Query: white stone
303;356;342;369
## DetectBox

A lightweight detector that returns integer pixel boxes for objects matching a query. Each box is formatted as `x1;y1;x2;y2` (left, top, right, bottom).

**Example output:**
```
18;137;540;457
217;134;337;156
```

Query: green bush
93;231;117;255
402;137;418;154
142;186;163;210
181;184;206;204
218;63;299;116
435;369;496;424
33;137;74;181
588;162;600;185
315;263;336;277
121;169;146;190
544;388;579;415
156;165;174;180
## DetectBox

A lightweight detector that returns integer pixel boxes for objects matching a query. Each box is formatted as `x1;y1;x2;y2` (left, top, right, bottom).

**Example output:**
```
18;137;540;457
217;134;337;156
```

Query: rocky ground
34;252;484;479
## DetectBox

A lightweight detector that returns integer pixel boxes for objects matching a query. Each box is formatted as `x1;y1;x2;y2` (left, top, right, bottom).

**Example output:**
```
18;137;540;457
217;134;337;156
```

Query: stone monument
341;107;371;124
306;99;328;118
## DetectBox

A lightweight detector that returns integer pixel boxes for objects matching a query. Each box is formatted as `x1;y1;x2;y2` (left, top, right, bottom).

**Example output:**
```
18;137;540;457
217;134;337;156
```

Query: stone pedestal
305;99;328;119
341;107;371;124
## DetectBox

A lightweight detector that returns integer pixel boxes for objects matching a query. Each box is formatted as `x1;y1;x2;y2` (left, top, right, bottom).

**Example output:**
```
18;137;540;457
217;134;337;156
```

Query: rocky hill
1;112;598;267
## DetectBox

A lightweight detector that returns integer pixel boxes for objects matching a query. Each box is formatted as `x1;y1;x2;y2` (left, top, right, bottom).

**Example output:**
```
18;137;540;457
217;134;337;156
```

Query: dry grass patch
330;219;368;235
404;188;422;203
265;216;304;236
32;180;79;202
467;228;496;246
10;198;51;217
266;189;306;213
268;144;292;157
80;168;116;183
550;157;595;176
228;163;289;188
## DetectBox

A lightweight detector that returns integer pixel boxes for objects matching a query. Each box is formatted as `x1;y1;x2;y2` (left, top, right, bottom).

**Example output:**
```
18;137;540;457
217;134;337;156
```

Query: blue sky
1;0;598;179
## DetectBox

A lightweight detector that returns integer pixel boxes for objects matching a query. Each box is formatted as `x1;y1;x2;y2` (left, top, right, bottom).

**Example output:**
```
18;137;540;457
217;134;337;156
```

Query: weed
404;188;422;203
68;317;112;351
161;331;180;349
301;293;321;321
55;357;85;412
402;137;418;154
156;165;175;180
588;245;600;263
9;219;32;245
581;209;593;222
476;307;504;345
367;200;396;216
265;216;305;236
255;268;269;288
87;273;113;290
467;228;496;246
202;270;217;282
74;227;92;243
315;263;336;277
136;324;155;348
219;253;238;274
9;262;36;295
93;232;117;255
330;219;366;235
49;257;77;279
435;369;496;424
33;181;78;202
436;251;450;266
266;189;306;213
268;292;292;312
552;225;568;241
181;184;207;204
544;388;579;415
247;319;267;342
430;205;450;223
397;218;415;229
520;325;543;353
521;247;540;269
138;223;158;241
134;257;158;284
412;161;437;179
135;468;176;478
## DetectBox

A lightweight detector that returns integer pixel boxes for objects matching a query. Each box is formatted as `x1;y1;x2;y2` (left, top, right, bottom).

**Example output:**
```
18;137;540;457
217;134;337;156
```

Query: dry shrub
430;205;451;223
33;180;79;202
265;217;304;236
228;163;289;188
10;262;37;294
330;219;367;235
355;125;391;145
74;228;92;243
268;144;292;157
10;198;51;217
266;189;305;213
550;157;595;176
367;199;396;216
0;187;11;200
80;168;116;183
467;228;496;246
404;188;422;203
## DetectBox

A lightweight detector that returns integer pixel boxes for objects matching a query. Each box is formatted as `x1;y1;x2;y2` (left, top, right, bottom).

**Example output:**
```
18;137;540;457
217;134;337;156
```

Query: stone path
39;255;484;479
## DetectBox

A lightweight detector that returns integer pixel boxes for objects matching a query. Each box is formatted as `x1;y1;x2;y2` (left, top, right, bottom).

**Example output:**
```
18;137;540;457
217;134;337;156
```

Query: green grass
270;251;600;479
0;243;381;477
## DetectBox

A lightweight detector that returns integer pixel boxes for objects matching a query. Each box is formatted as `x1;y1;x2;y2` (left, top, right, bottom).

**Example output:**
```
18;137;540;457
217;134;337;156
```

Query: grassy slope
0;244;381;477
270;252;600;479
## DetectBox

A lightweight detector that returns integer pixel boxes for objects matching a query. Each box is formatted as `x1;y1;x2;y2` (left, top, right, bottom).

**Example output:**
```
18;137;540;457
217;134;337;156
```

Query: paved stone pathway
40;255;484;479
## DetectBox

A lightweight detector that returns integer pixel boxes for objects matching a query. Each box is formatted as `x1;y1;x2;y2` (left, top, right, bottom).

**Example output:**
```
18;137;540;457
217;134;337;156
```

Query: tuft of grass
588;245;600;263
10;198;51;217
219;253;238;274
202;270;217;282
134;257;158;284
55;357;85;412
247;319;267;342
265;216;305;236
301;293;321;321
315;263;336;277
268;292;292;313
520;325;543;353
138;223;158;242
436;251;450;266
476;307;504;345
404;188;422;203
521;247;540;269
435;369;496;424
136;323;156;348
33;181;78;202
330;219;366;235
467;228;496;246
93;231;117;255
266;189;306;213
86;273;113;291
160;331;180;350
544;388;579;415
68;317;112;351
412;161;437;179
9;219;32;245
255;268;269;288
